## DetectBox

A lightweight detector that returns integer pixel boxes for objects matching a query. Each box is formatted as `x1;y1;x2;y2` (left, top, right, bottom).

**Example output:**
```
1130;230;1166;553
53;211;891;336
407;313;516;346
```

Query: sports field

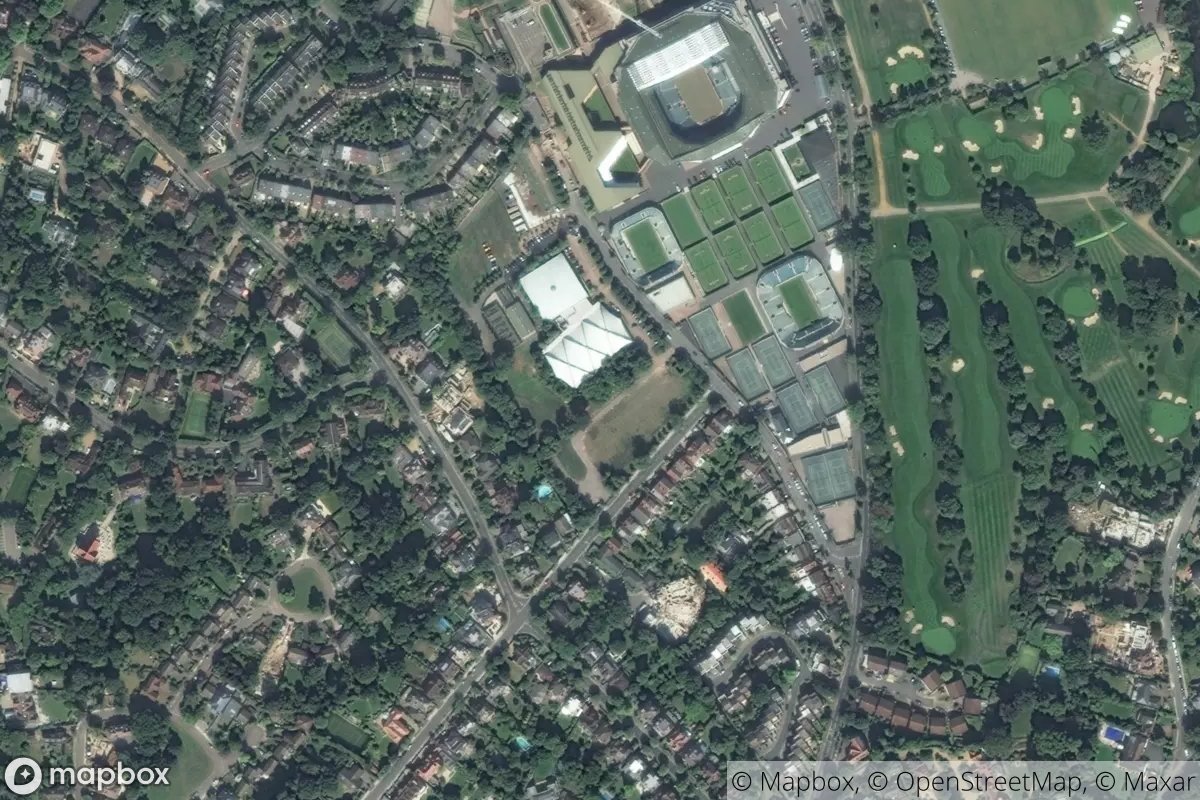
691;179;735;231
770;197;814;250
939;0;1136;81
748;150;791;202
685;240;727;293
742;211;785;265
723;290;766;344
778;276;820;328
661;193;707;248
624;220;670;272
181;390;211;439
313;318;357;368
714;226;756;277
839;0;936;102
718;166;761;219
780;143;811;182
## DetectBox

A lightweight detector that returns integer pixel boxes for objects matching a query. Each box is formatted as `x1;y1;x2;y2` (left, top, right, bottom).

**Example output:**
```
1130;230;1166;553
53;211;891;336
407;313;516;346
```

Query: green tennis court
749;150;791;202
723;290;766;343
719;165;760;218
715;226;755;277
742;211;785;265
770;196;814;250
686;240;727;293
662;194;706;248
691;179;735;231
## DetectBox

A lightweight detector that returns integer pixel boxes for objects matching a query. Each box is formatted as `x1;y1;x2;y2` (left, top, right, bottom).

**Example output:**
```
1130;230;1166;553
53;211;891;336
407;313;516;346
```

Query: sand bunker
1023;365;1035;374
1042;397;1056;409
1031;133;1045;150
994;119;1005;134
962;139;980;152
1034;105;1045;120
902;149;920;160
941;615;957;627
897;45;926;59
1155;434;1166;443
1081;422;1095;431
888;425;897;436
990;164;1003;173
970;268;984;278
1083;312;1100;326
1159;391;1175;400
1072;96;1082;115
886;56;898;66
1177;396;1190;405
911;623;924;635
933;143;945;153
890;82;900;96
1194;410;1200;420
951;357;966;373
1064;127;1077;140
1091;287;1101;298
904;609;915;622
892;441;906;456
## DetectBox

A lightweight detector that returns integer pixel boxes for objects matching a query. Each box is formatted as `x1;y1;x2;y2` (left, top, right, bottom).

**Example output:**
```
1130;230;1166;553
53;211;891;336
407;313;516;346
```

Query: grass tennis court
685;240;727;293
181;390;211;439
742;211;785;265
718;166;761;218
749;150;791;202
6;465;34;504
714;226;755;277
753;337;795;387
771;196;815;250
778;276;820;327
727;348;769;398
313;318;357;368
689;307;732;359
691;179;735;231
624;220;670;272
661;194;707;248
781;143;811;182
723;290;766;343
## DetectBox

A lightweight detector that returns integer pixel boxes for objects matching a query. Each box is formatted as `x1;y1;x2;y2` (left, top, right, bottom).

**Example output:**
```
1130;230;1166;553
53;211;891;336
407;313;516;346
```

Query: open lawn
583;369;688;469
748;150;791;202
685;240;728;293
661;193;707;248
718;166;761;218
741;211;785;265
714;226;756;278
624;220;670;272
770;196;815;250
723;291;766;344
451;189;521;299
939;0;1136;81
146;723;212;800
181;390;211;439
312;318;357;368
506;344;565;422
839;0;935;101
691;179;735;231
279;564;328;615
555;439;587;480
5;465;34;504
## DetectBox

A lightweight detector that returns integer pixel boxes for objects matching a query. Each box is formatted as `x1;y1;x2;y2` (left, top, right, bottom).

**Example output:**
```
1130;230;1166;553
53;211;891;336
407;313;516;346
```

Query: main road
1162;483;1199;758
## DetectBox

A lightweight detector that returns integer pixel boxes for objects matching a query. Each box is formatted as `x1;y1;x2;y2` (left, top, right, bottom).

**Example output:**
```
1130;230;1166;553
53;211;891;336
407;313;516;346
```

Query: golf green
1148;399;1192;439
1058;282;1097;317
1180;206;1200;238
921;625;957;655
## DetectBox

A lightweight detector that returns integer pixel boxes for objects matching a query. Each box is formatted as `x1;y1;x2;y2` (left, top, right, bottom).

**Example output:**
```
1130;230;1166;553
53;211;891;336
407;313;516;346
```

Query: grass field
939;0;1136;81
685;240;728;293
5;465;34;504
770;196;815;250
718;166;761;219
691;179;735;231
661;194;707;248
723;291;766;344
741;211;785;265
181;390;211;439
451;189;521;299
146;723;212;800
583;370;687;468
556;439;587;481
506;344;565;422
279;564;327;615
714;226;756;278
313;318;357;368
539;2;571;51
778;276;820;328
1165;161;1200;240
839;0;936;101
749;150;791;202
624;220;670;272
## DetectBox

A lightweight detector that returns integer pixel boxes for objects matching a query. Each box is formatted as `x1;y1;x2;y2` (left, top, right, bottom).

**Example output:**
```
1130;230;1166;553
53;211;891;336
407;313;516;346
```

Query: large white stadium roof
519;254;591;322
543;304;632;387
626;22;730;92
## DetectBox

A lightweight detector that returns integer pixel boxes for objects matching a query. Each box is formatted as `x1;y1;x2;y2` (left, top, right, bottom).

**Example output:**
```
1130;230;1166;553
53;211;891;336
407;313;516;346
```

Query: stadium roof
626;22;730;91
519;254;591;323
543;304;633;387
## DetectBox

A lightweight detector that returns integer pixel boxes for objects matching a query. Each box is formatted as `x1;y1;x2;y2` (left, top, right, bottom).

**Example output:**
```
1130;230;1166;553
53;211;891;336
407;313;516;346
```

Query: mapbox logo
3;758;170;795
